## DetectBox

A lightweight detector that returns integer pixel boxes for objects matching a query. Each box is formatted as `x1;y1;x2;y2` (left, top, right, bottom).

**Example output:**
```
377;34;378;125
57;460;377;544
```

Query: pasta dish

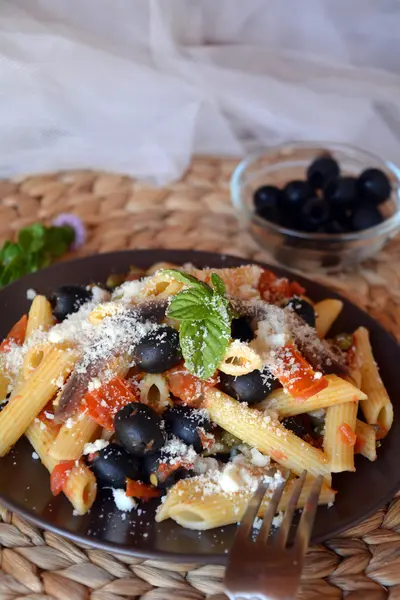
0;263;393;530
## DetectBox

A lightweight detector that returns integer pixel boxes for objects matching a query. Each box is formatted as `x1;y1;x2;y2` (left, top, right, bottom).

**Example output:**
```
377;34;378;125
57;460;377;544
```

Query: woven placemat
1;157;400;600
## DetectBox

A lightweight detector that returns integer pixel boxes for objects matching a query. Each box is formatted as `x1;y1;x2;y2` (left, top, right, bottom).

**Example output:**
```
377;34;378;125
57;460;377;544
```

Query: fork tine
274;470;307;548
293;475;324;555
235;481;268;541
258;470;290;543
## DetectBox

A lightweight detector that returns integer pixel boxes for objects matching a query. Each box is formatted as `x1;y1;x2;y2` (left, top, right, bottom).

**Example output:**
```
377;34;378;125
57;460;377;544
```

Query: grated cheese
112;488;137;512
83;439;109;455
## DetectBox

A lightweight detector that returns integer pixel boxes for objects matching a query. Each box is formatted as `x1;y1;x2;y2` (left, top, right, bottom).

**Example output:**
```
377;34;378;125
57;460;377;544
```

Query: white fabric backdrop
1;0;400;183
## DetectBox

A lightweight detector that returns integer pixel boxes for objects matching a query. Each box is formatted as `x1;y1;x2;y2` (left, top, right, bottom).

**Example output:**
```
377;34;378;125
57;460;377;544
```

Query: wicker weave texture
0;158;400;599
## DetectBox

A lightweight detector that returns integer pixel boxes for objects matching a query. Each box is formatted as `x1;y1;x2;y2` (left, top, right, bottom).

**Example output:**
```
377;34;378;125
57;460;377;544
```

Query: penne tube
0;345;78;457
156;475;335;530
315;299;343;338
48;413;101;461
257;374;366;417
324;401;358;472
140;373;171;412
23;344;51;379
205;388;331;482
355;419;377;462
25;295;55;340
26;419;96;514
218;340;262;376
354;327;393;435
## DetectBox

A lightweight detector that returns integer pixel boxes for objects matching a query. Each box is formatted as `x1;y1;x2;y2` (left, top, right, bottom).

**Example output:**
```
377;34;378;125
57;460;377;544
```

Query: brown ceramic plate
0;250;399;563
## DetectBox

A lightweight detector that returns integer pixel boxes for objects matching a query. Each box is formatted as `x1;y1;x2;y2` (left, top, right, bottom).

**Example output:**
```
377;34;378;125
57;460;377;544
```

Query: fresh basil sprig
165;269;237;380
0;223;75;287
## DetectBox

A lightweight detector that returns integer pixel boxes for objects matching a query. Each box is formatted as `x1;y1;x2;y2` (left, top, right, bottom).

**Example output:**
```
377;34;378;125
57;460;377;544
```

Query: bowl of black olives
231;142;400;272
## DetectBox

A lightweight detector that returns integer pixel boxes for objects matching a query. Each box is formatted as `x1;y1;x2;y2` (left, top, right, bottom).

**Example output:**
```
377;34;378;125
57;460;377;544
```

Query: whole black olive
114;402;165;456
134;326;182;373
164;405;212;453
89;443;142;488
0;401;7;412
142;450;193;489
219;368;278;405
282;415;314;439
231;317;254;343
286;296;316;328
50;285;92;321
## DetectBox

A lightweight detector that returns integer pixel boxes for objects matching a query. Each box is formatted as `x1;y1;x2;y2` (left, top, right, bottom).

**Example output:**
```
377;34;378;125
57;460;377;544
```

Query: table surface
1;157;400;600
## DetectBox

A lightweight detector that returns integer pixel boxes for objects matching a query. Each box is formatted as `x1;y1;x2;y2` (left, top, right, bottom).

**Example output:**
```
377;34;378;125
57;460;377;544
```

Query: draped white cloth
1;0;399;183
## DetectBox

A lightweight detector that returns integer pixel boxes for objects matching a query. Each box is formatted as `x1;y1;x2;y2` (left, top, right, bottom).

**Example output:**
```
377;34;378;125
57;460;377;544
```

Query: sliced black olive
286;296;316;328
164;405;212;453
142;450;193;489
231;317;254;342
114;402;165;456
218;368;278;405
50;285;92;321
0;401;7;412
89;443;142;488
134;326;182;373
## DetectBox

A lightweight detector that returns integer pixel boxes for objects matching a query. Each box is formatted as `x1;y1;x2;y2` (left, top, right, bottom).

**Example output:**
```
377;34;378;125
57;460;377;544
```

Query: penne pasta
315;299;343;338
355;419;377;462
354;327;393;436
205;388;331;482
257;374;366;417
324;401;358;472
48;413;101;461
26;419;96;515
140;373;171;412
25;295;55;340
218;340;262;376
156;475;335;530
0;344;78;457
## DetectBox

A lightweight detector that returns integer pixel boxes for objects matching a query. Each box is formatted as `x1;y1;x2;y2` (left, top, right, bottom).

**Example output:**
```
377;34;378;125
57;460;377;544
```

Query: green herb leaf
18;224;46;253
162;269;212;294
210;273;225;296
166;271;234;380
166;289;210;321
180;316;231;380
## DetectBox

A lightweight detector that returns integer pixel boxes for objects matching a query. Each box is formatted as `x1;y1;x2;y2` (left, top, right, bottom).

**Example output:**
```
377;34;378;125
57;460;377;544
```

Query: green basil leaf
167;289;210;321
44;227;72;258
179;314;231;380
210;273;226;296
162;269;212;294
0;242;22;266
18;224;46;253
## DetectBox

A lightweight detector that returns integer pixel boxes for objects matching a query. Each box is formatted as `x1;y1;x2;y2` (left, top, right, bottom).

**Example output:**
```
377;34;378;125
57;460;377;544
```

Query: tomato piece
258;271;305;304
50;460;75;496
37;401;61;431
82;377;137;430
269;344;328;400
167;365;217;407
338;423;357;447
270;449;288;462
125;479;161;499
0;315;28;352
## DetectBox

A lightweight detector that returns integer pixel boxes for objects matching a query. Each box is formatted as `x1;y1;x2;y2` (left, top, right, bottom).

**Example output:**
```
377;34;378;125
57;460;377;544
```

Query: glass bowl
230;142;400;272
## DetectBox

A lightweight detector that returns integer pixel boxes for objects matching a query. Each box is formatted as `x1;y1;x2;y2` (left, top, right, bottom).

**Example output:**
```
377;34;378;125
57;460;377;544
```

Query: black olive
231;317;254;343
134;326;182;373
218;368;278;405
50;285;92;321
114;402;165;456
282;415;314;439
164;405;212;453
142;451;193;489
0;401;7;412
286;296;316;328
89;443;142;488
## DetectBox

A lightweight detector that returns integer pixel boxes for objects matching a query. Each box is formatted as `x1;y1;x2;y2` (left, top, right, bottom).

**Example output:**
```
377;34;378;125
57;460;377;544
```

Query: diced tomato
125;479;161;499
37;402;61;431
198;429;215;449
82;377;138;430
50;460;75;496
338;423;357;446
0;315;28;352
354;437;366;454
270;449;288;462
167;365;217;407
258;270;305;304
269;344;328;401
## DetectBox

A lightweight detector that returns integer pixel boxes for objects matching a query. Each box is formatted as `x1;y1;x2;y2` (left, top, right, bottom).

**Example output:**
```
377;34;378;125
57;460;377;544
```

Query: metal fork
224;470;323;600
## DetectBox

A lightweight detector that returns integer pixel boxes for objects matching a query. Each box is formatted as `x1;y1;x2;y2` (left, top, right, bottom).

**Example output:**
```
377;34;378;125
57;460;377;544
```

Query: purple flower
52;213;86;250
